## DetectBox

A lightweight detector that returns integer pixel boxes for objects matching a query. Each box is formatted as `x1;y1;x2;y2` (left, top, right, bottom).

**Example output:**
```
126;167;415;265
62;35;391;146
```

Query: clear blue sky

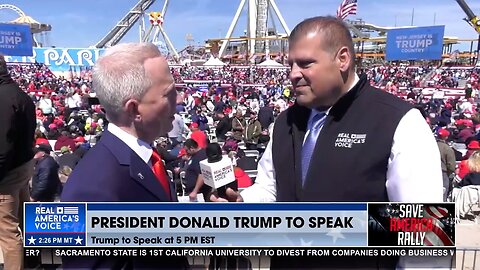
2;0;480;50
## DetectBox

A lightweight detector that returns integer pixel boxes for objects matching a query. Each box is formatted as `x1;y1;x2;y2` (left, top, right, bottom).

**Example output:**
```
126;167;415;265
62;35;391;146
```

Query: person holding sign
211;16;443;269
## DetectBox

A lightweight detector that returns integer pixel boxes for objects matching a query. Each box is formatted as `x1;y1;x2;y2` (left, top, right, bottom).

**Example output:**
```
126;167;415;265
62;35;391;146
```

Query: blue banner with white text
24;203;367;248
386;26;445;61
0;23;33;56
24;202;455;248
24;203;87;247
4;47;105;72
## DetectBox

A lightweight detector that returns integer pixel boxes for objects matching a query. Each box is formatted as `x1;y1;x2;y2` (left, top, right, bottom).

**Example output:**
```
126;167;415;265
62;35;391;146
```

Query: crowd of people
362;64;434;90
4;60;480;205
171;65;290;86
1;15;478;269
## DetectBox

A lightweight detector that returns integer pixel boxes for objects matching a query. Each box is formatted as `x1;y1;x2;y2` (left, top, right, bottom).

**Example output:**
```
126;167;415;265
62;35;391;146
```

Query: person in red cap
189;122;207;149
74;136;88;150
35;130;49;146
54;131;76;152
457;141;480;180
464;140;480;160
436;129;455;201
458;120;475;143
458;142;480;182
458;151;480;187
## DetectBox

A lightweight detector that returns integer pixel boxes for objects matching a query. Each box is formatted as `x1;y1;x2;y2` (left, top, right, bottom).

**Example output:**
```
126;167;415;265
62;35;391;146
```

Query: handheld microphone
200;143;237;199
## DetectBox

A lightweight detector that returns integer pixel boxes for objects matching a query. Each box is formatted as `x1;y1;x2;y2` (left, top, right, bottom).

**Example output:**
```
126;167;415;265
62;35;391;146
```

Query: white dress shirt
108;123;153;166
66;97;77;109
39;98;53;114
241;77;443;203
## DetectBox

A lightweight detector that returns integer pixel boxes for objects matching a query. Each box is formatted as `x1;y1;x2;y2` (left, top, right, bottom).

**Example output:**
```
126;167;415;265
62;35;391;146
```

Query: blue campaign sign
24;203;86;247
0;23;33;56
4;47;105;72
386;25;445;61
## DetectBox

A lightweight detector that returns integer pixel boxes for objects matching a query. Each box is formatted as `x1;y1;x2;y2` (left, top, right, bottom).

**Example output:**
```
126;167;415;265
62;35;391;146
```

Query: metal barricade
457;247;480;270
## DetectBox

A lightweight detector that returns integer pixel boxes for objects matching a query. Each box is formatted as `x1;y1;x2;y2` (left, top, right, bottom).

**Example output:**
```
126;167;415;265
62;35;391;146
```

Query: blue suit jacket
61;131;188;269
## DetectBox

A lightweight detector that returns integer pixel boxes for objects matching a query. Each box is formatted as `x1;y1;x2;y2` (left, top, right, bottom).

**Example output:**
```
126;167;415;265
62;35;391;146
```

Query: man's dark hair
289;16;356;69
184;139;198;149
206;143;222;163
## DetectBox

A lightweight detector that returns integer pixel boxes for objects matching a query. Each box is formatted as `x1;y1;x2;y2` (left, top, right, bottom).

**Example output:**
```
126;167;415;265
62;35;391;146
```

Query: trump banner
368;203;455;247
386;25;445;61
0;23;33;56
24;203;368;248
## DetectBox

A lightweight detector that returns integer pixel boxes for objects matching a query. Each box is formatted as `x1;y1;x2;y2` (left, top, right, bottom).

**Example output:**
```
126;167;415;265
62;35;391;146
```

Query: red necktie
151;149;171;199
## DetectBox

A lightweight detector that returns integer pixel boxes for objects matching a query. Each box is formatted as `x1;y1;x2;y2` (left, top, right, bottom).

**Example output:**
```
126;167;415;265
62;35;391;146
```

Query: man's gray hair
93;43;162;123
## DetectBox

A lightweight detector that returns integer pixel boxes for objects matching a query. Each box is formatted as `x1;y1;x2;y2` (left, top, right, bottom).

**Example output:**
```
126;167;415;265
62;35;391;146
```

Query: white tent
203;56;226;67
258;59;286;68
180;59;193;65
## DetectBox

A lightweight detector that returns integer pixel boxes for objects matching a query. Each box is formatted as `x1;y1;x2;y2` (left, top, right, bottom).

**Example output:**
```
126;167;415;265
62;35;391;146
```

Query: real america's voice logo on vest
334;133;367;148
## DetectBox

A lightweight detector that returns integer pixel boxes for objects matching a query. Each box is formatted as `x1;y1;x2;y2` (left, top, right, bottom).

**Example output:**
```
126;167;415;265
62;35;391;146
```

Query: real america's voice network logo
334;133;367;148
56;206;79;215
25;203;86;247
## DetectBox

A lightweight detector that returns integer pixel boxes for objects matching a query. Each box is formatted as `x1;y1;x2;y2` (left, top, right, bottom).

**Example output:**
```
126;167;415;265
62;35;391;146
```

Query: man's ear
125;99;141;121
337;46;352;72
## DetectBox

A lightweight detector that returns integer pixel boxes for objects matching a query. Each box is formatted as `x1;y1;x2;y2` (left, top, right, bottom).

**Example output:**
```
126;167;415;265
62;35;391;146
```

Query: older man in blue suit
61;43;188;269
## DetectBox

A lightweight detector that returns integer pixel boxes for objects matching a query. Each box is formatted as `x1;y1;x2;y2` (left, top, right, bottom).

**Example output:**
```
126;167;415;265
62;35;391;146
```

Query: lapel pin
137;173;144;180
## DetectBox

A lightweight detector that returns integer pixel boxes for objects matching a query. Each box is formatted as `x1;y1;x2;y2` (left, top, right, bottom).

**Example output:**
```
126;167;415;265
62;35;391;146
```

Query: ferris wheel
0;4;52;47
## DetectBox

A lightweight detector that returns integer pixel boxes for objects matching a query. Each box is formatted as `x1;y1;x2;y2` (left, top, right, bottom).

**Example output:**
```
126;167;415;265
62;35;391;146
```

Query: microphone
200;143;237;199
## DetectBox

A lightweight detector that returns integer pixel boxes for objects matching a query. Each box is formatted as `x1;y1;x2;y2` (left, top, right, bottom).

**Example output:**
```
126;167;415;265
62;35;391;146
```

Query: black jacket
258;106;274;130
156;146;179;172
31;155;62;201
0;68;36;181
272;75;411;202
57;153;81;171
215;116;232;141
460;172;480;187
269;76;411;269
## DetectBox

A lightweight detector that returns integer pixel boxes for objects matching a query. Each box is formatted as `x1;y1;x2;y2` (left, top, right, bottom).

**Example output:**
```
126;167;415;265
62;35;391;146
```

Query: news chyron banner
24;203;455;249
385;25;445;61
25;203;366;248
368;203;455;247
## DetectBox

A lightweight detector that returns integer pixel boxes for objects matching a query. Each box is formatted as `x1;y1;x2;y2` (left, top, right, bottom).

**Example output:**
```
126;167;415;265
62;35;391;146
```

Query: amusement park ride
216;0;291;59
0;4;51;47
455;0;480;35
92;0;292;63
94;0;179;60
2;0;480;63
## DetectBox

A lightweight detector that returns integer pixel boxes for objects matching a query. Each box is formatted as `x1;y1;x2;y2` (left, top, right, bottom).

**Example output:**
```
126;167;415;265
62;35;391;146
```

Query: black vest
270;76;412;269
273;76;413;202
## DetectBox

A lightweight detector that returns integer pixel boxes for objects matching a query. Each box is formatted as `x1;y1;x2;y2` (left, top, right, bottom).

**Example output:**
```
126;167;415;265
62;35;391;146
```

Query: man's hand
210;188;243;202
189;191;198;201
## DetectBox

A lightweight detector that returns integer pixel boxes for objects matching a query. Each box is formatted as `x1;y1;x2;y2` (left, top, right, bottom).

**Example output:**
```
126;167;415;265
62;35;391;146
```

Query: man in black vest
212;16;444;269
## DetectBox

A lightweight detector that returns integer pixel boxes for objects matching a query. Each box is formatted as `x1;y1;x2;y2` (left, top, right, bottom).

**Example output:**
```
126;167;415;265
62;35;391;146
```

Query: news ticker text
25;247;456;258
